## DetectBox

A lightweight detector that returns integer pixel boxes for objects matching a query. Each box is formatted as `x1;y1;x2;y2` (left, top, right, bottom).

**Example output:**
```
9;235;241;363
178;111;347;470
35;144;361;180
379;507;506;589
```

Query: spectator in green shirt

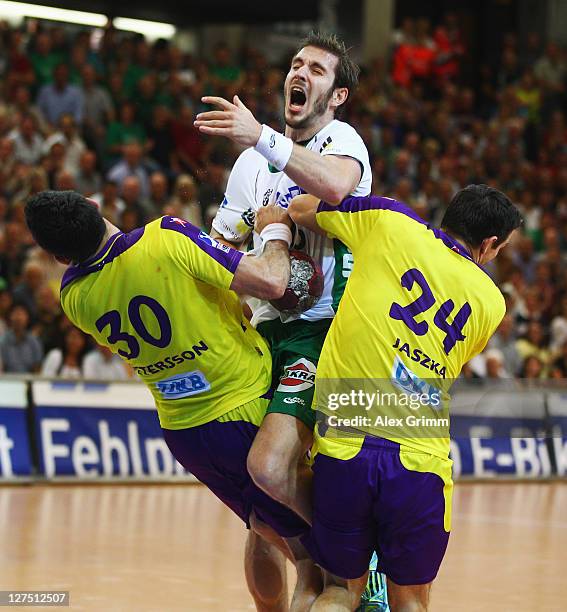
105;102;147;164
30;32;63;89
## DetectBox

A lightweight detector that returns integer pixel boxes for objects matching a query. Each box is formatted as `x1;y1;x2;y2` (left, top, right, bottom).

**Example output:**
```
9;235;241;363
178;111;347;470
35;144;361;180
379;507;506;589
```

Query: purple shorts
302;436;452;585
162;419;308;539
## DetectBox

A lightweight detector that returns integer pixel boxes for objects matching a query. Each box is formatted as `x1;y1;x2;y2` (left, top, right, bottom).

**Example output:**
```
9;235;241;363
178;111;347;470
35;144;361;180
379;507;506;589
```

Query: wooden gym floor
0;482;565;611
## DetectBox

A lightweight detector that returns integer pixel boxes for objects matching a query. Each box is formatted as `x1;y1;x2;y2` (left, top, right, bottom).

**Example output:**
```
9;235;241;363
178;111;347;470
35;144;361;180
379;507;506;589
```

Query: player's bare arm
195;95;361;205
288;194;324;234
230;205;292;300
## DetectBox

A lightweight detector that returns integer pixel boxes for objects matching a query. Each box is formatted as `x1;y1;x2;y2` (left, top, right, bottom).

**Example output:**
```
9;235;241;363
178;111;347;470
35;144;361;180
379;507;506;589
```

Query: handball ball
270;250;324;315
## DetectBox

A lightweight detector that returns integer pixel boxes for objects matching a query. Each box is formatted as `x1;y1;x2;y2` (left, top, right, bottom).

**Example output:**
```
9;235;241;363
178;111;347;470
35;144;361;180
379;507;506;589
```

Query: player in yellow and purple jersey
288;185;522;611
24;190;319;610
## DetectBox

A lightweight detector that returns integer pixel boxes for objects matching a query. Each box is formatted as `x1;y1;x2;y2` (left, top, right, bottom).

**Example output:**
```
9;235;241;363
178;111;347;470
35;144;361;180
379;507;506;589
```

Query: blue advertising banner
0;381;33;479
449;384;551;478
32;381;193;480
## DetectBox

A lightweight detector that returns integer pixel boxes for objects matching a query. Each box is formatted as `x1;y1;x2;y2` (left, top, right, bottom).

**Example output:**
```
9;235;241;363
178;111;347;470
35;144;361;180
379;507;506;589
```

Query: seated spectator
147;171;169;214
7;85;49;136
32;285;63;354
197;152;228;219
0;137;20;198
0;305;43;373
433;12;465;84
165;174;202;227
550;296;567;355
12;261;45;321
8;113;44;166
147;105;177;172
30;31;62;88
0;287;14;338
54;169;77;192
75;150;102;196
518;355;544;379
41;327;89;379
515;321;551;371
105;102;147;162
37;63;84;127
107;140;151;199
80;64;114;156
4;31;35;96
25;246;67;294
210;42;244;95
83;344;129;380
42;113;86;176
488;314;522;376
515;70;541;124
41;141;67;189
485;348;509;378
534;42;565;96
552;341;567;377
172;105;207;178
90;180;125;226
120;175;152;224
134;72;162;127
121;208;145;233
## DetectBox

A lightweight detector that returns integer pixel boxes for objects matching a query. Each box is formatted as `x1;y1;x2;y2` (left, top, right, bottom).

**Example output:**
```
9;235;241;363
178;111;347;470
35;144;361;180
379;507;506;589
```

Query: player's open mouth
289;86;307;112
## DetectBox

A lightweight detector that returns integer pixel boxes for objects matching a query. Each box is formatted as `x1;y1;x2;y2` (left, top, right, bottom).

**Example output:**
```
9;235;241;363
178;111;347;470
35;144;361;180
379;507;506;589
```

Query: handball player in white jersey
195;32;386;610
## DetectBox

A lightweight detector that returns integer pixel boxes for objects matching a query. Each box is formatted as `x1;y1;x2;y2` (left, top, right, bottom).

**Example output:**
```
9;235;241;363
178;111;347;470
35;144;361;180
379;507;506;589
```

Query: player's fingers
194;120;233;129
233;95;247;110
196;126;231;135
195;111;232;121
201;96;234;110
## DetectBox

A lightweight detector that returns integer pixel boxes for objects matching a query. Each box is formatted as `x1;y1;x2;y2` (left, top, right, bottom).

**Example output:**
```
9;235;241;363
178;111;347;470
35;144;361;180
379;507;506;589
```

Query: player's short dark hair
25;191;106;263
297;31;360;115
441;184;522;248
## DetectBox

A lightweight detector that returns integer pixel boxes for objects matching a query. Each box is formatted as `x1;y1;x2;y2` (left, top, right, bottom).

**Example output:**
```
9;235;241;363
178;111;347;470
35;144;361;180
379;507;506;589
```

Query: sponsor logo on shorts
277;358;316;393
283;396;306;405
155;370;210;400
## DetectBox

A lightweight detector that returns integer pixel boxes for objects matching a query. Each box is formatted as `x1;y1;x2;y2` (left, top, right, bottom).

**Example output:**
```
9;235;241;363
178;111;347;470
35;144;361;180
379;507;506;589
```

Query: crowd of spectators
0;14;566;381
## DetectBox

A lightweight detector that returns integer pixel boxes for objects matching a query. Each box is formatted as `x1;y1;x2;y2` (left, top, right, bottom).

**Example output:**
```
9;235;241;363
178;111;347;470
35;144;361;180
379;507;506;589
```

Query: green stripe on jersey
331;239;353;312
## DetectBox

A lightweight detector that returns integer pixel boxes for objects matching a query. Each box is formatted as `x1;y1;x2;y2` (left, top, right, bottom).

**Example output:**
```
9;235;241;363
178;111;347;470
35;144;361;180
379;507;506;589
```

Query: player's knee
387;583;430;612
248;447;291;504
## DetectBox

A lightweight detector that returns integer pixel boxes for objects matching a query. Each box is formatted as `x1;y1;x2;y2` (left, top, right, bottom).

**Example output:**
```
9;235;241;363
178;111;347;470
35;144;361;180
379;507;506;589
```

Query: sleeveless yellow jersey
313;196;506;459
60;216;271;429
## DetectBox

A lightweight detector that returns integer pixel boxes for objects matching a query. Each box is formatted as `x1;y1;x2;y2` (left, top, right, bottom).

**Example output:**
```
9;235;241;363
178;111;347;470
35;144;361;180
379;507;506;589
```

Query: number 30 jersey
212;119;371;327
60;216;271;430
314;196;506;459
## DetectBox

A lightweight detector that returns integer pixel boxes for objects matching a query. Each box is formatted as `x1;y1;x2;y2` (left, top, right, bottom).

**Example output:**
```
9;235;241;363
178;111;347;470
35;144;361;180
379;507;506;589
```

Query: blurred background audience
0;14;566;380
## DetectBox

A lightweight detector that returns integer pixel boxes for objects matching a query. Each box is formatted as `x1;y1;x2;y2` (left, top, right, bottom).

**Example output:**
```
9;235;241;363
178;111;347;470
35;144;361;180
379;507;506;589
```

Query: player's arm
194;96;361;204
210;228;243;249
210;149;257;248
287;194;323;235
291;193;405;252
282;149;360;205
161;211;290;301
230;206;291;299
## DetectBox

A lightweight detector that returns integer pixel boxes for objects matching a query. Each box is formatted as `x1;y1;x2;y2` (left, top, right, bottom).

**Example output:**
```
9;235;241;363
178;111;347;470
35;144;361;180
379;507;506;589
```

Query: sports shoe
356;552;389;611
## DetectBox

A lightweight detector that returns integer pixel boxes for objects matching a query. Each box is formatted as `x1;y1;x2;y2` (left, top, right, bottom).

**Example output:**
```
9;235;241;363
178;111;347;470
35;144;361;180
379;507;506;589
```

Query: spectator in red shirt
433;12;465;83
172;105;207;179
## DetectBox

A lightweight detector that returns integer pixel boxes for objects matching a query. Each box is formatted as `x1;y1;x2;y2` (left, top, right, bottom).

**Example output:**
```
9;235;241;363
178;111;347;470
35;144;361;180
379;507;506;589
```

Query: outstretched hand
194;96;263;147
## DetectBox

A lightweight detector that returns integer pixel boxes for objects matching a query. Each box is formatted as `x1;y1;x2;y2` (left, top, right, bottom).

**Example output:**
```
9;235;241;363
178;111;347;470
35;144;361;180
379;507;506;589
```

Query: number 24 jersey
314;196;506;458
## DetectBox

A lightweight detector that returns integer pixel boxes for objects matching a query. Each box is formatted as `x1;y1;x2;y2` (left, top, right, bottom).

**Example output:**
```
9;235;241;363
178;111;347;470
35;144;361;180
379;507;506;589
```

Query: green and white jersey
212;119;371;326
